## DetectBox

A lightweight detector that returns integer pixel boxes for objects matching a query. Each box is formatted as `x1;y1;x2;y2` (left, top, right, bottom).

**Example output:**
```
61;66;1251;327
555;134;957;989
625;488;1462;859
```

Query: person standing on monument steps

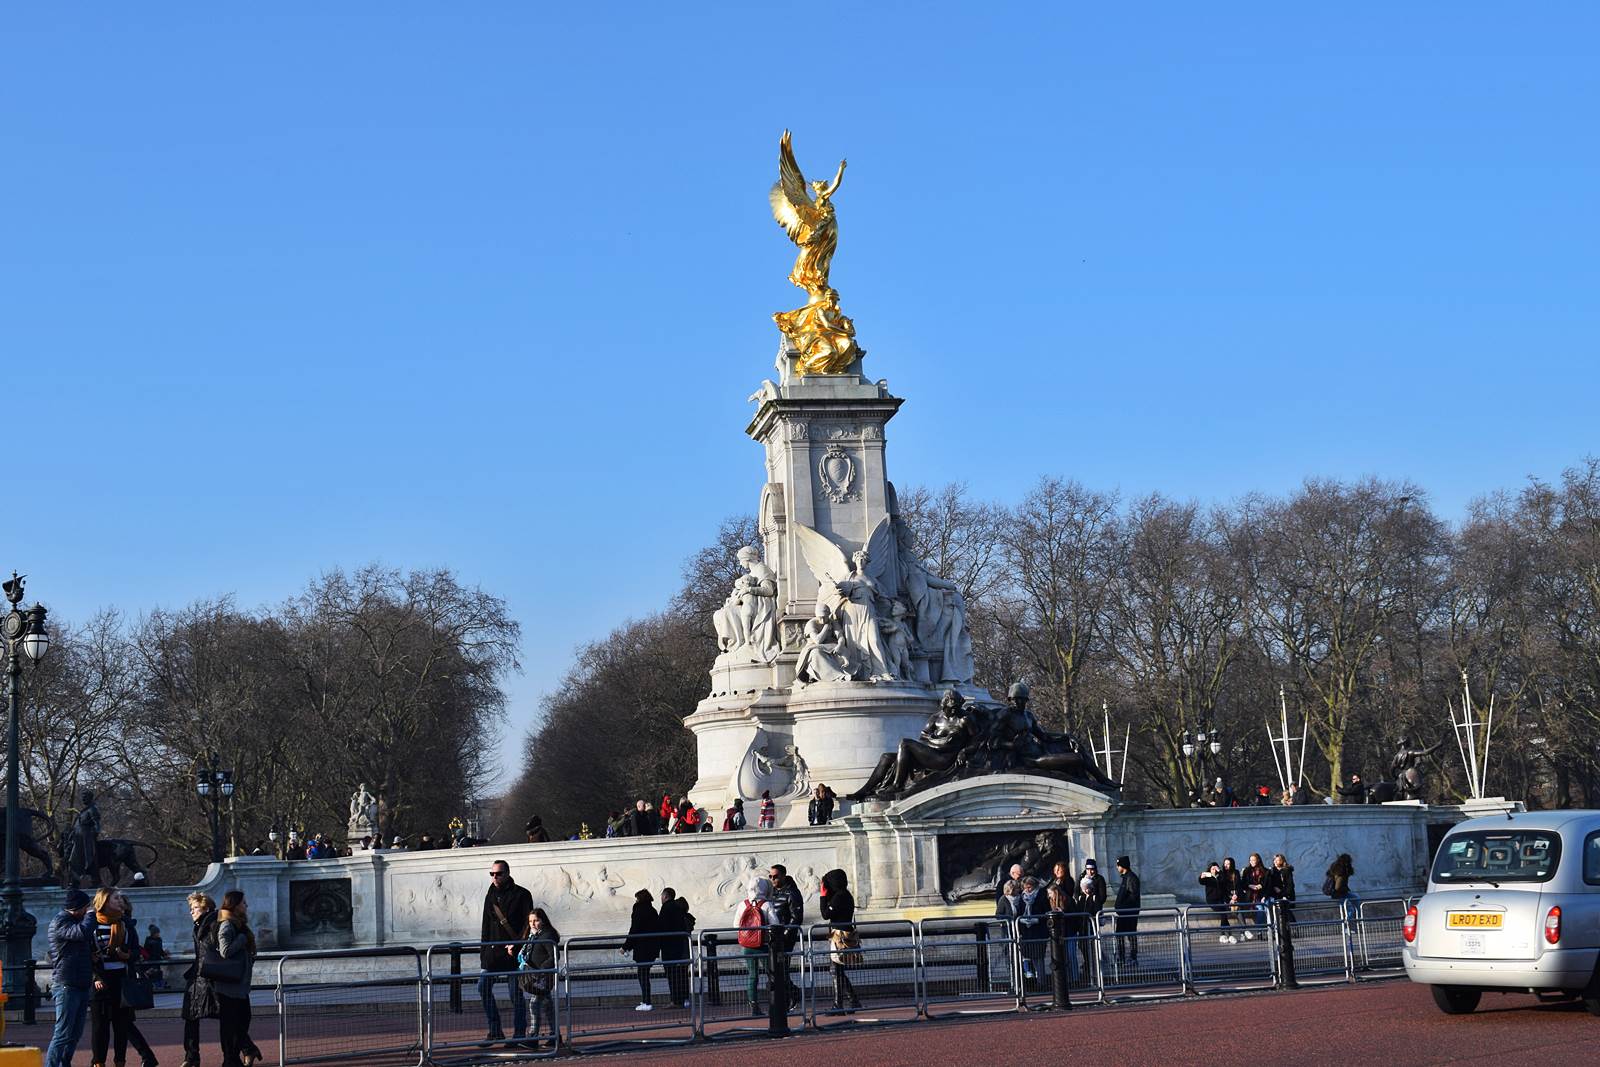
758;790;776;829
479;860;533;1043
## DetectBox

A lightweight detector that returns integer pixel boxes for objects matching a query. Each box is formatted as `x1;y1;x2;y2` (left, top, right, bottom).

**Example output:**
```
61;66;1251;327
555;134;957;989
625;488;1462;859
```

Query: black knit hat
1116;856;1131;869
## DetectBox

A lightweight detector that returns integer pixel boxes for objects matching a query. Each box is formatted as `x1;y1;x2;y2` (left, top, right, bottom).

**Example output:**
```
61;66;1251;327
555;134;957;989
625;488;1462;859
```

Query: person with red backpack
733;876;790;1036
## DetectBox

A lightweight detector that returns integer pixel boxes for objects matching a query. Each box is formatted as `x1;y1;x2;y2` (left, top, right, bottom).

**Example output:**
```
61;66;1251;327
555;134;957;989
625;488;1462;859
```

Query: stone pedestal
688;342;989;825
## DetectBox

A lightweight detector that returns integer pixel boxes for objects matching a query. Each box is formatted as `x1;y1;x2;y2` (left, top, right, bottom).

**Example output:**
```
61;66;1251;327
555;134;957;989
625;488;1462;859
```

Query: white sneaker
1218;935;1228;944
1243;931;1255;941
635;1003;653;1012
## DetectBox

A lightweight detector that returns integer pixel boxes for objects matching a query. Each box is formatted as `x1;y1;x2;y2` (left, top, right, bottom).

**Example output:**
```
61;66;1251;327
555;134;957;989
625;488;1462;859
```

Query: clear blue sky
7;7;1597;787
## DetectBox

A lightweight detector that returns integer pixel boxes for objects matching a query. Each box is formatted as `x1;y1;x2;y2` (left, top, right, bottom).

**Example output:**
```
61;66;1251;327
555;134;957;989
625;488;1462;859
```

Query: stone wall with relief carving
378;833;847;943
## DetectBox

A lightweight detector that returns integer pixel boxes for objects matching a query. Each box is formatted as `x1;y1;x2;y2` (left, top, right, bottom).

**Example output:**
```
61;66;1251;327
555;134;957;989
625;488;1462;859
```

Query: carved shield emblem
819;446;857;503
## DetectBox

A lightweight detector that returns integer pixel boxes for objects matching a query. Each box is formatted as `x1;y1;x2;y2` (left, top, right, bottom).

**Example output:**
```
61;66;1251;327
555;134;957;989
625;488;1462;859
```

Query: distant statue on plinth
66;789;102;888
769;130;858;374
712;547;780;663
1390;737;1444;802
348;783;378;835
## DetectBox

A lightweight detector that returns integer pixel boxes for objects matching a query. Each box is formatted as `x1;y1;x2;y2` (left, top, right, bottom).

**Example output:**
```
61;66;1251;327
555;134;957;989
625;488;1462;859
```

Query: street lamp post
1181;721;1225;805
195;755;235;864
0;573;50;1000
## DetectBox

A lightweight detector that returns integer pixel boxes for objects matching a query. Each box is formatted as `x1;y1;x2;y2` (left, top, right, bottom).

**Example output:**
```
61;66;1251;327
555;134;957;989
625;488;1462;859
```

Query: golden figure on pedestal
769;130;860;375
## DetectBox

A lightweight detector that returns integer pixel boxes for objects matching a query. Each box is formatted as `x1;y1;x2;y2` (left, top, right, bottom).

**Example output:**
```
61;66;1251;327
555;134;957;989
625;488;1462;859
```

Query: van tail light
1403;905;1418;943
1544;906;1562;945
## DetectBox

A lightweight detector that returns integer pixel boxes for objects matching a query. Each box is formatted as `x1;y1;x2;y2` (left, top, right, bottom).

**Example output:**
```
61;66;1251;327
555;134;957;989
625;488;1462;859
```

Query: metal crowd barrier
275;947;426;1067
695;924;806;1041
1180;903;1278;993
1283;900;1355;984
1355;898;1410;977
422;940;560;1064
917;917;1021;1017
1096;908;1187;1002
257;899;1412;1062
804;920;919;1027
562;930;695;1052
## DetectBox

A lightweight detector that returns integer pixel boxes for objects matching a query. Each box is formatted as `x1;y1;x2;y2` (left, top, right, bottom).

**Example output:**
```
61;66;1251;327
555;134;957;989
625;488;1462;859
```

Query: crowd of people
45;886;261;1067
555;783;842;844
471;856;855;1046
1197;850;1361;940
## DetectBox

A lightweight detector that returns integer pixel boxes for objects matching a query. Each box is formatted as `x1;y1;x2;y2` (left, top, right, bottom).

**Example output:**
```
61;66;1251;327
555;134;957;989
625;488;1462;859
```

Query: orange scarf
96;910;126;952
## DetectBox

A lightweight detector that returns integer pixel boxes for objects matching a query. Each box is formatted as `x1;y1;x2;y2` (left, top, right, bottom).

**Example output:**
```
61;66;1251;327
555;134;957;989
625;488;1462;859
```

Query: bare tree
1103;496;1246;805
1234;479;1448;794
992;477;1119;731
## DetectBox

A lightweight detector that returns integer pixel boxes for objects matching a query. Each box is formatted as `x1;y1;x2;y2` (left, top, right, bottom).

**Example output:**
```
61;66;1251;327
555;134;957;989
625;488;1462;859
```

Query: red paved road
627;982;1599;1067
9;981;1596;1065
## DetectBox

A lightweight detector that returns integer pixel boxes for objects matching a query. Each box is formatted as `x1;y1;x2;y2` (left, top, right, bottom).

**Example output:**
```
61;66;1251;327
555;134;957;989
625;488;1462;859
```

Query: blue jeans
478;971;526;1037
46;982;91;1067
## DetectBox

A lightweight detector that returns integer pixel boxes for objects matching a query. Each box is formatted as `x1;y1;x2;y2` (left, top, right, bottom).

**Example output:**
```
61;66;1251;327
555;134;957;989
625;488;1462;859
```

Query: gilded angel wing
769;129;817;241
792;522;852;591
863;515;900;600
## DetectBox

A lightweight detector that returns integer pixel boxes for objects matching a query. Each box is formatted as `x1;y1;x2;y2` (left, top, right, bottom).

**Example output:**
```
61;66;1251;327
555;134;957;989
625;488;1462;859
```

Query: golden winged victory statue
770;130;859;375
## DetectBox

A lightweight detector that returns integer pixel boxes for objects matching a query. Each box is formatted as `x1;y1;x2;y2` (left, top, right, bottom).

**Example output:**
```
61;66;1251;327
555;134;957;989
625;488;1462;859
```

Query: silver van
1403;810;1600;1015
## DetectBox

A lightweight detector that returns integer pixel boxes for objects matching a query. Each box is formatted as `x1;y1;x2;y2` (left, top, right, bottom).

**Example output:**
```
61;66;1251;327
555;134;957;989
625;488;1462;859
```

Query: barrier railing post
973;921;990;990
1177;910;1191;994
1273;898;1297;989
1342;900;1357;982
705;932;722;1007
275;955;288;1067
414;948;428;1067
1010;917;1025;1012
448;942;462;1014
914;923;927;1018
22;959;35;1025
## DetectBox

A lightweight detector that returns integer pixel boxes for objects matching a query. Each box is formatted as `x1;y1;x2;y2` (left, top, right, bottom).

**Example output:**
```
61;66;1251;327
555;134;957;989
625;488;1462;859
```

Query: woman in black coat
622;889;661;1010
819;869;861;1011
656;888;695;1009
1265;853;1297;920
1198;862;1231;938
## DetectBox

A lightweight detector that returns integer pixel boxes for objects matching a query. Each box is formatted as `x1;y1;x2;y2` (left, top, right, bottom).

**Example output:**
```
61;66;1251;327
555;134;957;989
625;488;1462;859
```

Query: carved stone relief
818;446;858;503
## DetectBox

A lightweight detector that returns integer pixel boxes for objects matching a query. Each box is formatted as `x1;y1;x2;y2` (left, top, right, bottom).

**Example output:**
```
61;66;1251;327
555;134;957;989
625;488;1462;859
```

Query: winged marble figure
792;518;900;681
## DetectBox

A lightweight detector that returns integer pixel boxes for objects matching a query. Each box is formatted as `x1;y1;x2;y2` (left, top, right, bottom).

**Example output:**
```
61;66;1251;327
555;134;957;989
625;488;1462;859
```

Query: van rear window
1432;830;1561;883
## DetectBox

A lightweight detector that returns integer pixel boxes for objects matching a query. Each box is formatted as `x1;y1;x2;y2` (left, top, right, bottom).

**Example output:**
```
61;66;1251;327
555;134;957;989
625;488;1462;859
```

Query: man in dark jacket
1336;773;1369;804
624;800;658;837
807;785;835;825
479;860;534;1041
1113;856;1141;965
768;864;804;931
46;889;97;1067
